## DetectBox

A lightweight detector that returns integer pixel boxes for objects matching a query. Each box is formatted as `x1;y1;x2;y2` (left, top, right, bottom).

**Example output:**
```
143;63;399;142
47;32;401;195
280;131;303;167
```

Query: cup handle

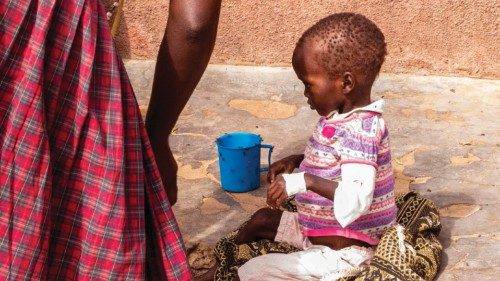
260;144;274;172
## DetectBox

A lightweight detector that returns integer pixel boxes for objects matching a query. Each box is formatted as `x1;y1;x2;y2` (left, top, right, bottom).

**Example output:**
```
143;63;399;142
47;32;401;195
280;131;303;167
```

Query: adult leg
145;0;222;205
0;0;191;278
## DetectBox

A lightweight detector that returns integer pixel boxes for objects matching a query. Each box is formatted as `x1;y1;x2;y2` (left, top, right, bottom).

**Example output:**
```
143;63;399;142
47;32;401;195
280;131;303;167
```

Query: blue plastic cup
216;132;273;192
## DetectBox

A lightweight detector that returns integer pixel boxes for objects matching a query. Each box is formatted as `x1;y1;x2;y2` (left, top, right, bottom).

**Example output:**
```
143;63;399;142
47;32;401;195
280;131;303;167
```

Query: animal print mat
212;192;442;281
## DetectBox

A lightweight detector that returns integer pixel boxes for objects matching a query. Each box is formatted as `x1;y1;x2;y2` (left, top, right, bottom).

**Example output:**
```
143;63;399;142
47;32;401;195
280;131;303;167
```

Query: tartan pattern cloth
0;0;191;280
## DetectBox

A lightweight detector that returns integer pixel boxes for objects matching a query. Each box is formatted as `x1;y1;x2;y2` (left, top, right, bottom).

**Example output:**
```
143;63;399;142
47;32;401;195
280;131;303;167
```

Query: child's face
292;41;346;116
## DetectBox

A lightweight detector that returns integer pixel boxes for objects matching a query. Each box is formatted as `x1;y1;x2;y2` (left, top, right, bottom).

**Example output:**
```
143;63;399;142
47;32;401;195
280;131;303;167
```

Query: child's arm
266;154;304;183
304;173;338;199
268;164;376;227
267;173;337;208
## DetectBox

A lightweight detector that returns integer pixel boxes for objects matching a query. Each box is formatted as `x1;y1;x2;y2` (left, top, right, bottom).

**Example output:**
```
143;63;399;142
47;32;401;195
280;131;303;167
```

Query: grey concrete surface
125;61;500;280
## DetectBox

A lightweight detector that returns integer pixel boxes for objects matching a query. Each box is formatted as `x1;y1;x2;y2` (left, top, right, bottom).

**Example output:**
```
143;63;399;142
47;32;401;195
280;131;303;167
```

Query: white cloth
275;211;312;249
327;99;385;120
282;162;376;228
283;172;307;196
315;100;382;227
238;245;374;281
334;163;376;228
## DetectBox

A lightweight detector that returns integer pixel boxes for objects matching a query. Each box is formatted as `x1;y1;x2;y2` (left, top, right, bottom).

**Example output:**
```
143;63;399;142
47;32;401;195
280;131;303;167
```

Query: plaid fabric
0;0;191;280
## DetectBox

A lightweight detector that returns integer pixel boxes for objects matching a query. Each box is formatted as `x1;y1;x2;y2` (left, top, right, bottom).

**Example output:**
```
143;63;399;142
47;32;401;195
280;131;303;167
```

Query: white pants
238;245;373;281
238;212;374;281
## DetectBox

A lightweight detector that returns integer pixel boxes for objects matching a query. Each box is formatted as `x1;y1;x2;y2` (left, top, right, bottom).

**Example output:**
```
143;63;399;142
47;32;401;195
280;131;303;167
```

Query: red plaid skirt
0;0;190;279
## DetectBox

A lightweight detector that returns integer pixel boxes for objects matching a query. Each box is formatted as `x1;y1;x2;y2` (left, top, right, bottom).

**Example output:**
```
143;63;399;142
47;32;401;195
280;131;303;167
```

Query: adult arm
145;0;222;206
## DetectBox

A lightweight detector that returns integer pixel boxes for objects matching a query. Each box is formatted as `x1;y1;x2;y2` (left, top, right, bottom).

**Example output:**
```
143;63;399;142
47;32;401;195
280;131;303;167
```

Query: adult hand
267;175;288;208
267;154;304;183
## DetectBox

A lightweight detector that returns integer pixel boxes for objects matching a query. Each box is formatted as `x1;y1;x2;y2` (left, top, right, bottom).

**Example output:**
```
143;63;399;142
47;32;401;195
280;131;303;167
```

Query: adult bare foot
149;137;178;206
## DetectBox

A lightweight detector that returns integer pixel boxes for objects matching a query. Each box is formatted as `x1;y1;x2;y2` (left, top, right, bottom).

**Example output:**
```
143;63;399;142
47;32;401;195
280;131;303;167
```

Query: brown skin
266;38;374;208
197;38;374;280
266;154;304;183
292;39;373;116
145;0;222;206
266;38;373;249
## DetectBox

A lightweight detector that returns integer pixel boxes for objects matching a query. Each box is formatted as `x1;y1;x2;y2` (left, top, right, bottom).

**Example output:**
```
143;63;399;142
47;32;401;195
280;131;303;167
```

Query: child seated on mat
199;12;397;281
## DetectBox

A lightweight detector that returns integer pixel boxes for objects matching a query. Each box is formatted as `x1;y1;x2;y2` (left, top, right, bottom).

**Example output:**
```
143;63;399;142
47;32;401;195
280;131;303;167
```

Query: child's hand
267;154;304;183
267;175;288;208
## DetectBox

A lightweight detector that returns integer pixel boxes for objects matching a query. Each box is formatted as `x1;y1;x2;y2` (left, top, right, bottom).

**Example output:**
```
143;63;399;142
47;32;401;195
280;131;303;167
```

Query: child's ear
341;72;355;94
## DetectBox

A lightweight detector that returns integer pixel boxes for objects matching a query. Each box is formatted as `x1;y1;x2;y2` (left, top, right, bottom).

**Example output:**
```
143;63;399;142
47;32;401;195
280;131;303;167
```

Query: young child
200;13;397;281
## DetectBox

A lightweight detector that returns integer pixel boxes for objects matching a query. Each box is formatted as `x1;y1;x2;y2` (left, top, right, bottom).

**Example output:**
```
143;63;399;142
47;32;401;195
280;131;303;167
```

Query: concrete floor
126;61;500;280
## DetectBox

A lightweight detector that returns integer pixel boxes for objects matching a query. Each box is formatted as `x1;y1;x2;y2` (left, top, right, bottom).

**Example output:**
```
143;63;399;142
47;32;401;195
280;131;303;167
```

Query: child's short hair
296;13;386;81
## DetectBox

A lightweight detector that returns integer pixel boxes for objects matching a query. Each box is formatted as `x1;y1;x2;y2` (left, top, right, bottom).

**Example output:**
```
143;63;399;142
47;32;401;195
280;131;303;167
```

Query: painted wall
105;0;499;78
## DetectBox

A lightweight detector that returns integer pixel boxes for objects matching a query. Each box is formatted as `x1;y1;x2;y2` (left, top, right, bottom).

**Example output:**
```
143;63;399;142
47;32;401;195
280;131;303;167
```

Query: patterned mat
213;192;442;281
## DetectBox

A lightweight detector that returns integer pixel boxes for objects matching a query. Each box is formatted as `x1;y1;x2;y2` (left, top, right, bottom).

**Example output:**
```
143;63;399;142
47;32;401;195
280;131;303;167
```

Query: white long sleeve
333;163;376;228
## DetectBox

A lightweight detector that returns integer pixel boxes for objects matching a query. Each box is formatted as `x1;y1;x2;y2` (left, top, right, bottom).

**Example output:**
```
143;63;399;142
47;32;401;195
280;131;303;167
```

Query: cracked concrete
125;61;500;280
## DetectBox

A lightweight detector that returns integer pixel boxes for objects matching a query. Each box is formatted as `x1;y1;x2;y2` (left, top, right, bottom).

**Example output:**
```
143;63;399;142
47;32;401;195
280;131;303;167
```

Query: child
200;13;397;281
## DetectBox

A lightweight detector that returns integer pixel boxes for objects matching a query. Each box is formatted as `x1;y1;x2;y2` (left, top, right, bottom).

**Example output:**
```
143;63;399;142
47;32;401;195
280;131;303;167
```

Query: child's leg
195;208;282;281
274;210;312;249
234;208;283;244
